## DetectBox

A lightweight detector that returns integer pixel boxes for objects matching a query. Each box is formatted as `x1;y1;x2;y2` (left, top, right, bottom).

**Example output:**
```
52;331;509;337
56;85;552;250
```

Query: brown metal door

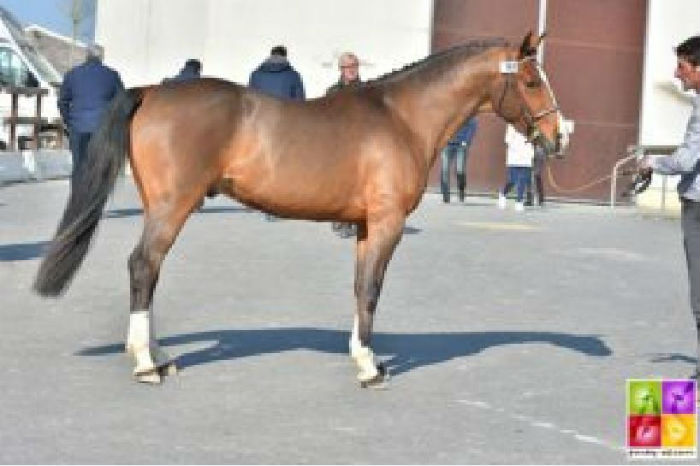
431;0;647;201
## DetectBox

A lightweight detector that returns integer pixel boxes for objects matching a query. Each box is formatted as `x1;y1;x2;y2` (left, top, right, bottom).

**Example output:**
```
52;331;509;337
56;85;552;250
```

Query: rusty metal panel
431;0;647;201
544;0;646;200
431;0;539;194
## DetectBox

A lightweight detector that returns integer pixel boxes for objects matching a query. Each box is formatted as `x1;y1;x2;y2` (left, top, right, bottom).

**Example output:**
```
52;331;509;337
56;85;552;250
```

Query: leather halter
495;57;559;141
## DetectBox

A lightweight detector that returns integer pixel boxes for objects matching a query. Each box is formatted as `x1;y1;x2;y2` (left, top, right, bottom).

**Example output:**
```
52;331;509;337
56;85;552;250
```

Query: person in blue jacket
441;117;478;203
248;45;305;101
249;45;305;221
58;44;124;181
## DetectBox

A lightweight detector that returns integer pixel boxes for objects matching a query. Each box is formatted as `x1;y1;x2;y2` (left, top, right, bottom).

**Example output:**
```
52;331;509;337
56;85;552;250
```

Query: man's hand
639;155;655;176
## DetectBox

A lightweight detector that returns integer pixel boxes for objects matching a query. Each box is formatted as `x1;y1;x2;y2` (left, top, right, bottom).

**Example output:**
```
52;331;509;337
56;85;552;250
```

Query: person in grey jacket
643;35;700;380
328;52;361;238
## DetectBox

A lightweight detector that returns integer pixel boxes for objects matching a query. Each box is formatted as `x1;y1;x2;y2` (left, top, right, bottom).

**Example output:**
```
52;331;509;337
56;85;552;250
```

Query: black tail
34;88;144;297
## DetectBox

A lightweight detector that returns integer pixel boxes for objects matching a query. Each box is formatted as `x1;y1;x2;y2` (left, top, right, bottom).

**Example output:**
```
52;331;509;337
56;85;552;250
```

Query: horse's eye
525;81;539;89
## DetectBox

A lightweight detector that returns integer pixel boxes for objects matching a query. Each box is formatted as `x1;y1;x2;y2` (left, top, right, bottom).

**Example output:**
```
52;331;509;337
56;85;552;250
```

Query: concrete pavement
0;178;696;463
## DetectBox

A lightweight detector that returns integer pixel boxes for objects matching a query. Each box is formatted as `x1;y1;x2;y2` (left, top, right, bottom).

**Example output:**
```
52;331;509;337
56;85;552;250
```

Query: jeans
681;199;700;376
440;143;469;201
502;166;532;202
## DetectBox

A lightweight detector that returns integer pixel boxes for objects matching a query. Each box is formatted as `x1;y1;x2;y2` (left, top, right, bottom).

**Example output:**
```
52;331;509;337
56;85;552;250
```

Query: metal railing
0;85;51;150
610;144;677;209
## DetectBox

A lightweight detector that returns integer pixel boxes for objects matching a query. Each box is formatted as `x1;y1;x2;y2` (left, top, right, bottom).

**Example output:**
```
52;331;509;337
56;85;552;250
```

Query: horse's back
222;87;423;219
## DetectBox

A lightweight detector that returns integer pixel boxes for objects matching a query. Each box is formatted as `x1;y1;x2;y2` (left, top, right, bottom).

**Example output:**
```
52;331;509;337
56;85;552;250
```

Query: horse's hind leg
126;202;194;383
351;212;404;387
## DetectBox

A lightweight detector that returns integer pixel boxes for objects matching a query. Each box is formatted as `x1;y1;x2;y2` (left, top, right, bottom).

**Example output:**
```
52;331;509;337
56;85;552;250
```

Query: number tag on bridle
499;61;519;74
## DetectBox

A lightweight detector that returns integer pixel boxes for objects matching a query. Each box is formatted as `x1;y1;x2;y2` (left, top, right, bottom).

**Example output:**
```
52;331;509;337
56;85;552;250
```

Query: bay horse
34;32;569;386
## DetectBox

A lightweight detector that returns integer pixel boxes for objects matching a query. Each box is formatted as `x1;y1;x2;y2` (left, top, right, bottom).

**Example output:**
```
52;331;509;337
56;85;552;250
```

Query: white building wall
95;0;432;98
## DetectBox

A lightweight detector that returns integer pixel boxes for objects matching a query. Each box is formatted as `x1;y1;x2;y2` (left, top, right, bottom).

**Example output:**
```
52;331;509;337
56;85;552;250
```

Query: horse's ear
518;31;537;58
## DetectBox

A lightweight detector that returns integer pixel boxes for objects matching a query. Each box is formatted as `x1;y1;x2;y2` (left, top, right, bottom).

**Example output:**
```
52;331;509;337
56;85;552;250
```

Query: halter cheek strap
531;59;560;120
496;57;560;133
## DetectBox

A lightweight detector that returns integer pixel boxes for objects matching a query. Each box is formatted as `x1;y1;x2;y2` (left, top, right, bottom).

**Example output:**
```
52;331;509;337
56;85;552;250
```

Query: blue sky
0;0;95;42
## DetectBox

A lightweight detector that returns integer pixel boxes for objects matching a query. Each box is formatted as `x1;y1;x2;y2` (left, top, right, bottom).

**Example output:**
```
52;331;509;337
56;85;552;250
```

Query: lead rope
545;164;634;194
532;62;624;193
505;58;620;194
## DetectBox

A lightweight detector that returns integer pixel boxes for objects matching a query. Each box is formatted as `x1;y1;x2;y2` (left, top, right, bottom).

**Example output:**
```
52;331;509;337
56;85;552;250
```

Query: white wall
639;0;700;146
95;0;432;98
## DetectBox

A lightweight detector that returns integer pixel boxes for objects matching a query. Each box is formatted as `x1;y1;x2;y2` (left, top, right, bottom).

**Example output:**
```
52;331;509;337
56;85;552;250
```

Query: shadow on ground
78;327;612;377
105;206;252;219
0;240;48;261
648;351;698;371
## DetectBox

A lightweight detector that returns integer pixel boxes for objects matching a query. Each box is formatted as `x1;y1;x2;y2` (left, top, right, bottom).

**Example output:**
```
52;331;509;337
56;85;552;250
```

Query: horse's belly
222;172;362;221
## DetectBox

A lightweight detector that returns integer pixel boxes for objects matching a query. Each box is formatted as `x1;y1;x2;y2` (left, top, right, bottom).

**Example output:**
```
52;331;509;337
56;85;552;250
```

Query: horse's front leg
351;213;404;387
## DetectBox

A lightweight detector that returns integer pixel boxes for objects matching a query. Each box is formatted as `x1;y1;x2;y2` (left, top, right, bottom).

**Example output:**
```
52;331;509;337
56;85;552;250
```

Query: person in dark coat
163;59;202;83
440;117;478;203
249;45;305;221
162;58;213;209
58;44;124;181
248;45;305;100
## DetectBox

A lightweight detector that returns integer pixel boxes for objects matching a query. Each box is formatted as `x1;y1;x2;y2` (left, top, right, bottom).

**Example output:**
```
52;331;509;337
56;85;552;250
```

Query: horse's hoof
359;363;389;390
134;370;162;384
157;361;178;377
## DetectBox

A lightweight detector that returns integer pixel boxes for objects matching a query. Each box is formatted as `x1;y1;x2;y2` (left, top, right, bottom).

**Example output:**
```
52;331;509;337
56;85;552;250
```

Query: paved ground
0;178;697;464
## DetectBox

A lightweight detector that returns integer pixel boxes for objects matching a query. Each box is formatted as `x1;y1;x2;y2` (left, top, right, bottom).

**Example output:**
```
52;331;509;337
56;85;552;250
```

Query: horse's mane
362;38;510;88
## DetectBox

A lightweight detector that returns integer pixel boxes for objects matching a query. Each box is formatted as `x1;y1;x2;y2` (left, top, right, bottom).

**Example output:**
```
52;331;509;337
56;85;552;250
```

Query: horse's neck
384;51;499;168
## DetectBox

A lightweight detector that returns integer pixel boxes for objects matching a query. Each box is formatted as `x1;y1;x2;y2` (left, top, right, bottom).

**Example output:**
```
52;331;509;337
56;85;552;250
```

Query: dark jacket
58;57;124;133
325;77;361;96
248;56;305;101
164;63;201;83
448;117;478;145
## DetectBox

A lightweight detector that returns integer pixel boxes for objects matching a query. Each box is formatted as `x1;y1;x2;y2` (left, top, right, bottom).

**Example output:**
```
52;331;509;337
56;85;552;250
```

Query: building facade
95;0;700;202
95;0;432;97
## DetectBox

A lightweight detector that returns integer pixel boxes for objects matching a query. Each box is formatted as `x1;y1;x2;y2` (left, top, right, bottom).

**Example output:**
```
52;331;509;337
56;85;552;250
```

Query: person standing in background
526;146;546;207
498;124;534;212
249;45;305;101
249;45;305;221
163;59;202;84
440;117;478;203
328;52;362;238
58;44;124;187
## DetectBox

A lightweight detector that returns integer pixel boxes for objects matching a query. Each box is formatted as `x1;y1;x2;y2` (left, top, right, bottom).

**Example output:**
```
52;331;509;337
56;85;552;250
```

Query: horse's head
491;32;571;157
